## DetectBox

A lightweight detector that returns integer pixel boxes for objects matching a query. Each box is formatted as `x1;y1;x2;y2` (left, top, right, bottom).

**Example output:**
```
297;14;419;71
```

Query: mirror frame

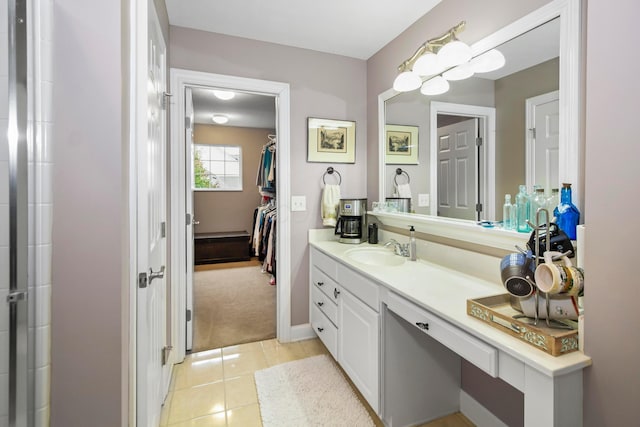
376;0;581;250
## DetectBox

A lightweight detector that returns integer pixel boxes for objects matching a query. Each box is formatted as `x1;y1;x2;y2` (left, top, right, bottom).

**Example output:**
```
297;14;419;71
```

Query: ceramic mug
534;251;583;295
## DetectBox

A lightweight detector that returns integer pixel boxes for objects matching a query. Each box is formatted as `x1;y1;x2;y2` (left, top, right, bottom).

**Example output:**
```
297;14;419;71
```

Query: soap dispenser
409;226;417;261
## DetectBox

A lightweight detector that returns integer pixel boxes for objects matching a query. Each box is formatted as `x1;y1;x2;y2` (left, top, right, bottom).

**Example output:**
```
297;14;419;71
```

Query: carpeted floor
193;259;276;352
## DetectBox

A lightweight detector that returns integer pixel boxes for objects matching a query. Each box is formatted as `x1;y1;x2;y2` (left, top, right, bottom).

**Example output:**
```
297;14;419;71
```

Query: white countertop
309;232;592;377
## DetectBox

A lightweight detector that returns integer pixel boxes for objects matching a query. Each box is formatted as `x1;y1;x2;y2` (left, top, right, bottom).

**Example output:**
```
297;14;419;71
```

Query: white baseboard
289;323;315;342
460;390;508;427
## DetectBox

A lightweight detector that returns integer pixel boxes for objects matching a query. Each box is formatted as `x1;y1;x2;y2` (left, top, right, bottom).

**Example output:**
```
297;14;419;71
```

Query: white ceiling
165;0;441;60
191;88;276;128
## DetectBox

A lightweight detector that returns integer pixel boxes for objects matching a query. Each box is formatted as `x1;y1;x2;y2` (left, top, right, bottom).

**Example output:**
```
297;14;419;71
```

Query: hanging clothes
256;136;276;196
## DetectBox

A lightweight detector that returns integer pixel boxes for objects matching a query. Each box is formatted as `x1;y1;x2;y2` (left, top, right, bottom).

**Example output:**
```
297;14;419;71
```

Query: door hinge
529;127;536;139
138;272;148;289
476;137;483;147
6;291;28;304
162;92;173;109
186;213;191;226
161;346;173;366
161;221;166;238
476;203;483;213
186;309;192;322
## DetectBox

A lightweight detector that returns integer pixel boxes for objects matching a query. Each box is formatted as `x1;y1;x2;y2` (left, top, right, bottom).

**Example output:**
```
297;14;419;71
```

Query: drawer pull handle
317;301;324;307
334;288;340;299
317;281;324;286
416;322;429;330
317;327;324;332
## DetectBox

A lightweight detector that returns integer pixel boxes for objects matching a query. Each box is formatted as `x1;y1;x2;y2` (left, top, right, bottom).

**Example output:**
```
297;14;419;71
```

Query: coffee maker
334;199;367;244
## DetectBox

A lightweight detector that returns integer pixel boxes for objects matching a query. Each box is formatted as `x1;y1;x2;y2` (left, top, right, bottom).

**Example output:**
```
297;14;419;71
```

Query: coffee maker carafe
335;199;367;244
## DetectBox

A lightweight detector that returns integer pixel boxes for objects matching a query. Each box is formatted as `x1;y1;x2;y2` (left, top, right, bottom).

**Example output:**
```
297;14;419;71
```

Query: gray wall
583;0;640;425
192;124;271;234
51;1;126;426
170;27;368;325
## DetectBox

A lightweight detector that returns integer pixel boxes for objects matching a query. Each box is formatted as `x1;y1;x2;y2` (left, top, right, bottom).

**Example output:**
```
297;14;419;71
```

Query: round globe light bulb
442;63;474;81
393;71;422;92
470;49;506;73
412;52;440;76
420;76;450;96
437;40;473;68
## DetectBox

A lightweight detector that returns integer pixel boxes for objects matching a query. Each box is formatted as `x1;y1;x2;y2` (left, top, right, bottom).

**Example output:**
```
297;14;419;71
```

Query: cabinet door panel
338;289;379;413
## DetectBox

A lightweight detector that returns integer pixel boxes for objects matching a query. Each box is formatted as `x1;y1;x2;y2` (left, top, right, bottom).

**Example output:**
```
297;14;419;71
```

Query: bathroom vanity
308;230;590;427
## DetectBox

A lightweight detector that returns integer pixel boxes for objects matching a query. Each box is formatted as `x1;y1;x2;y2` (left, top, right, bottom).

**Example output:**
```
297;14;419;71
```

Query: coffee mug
534;251;584;296
500;252;536;297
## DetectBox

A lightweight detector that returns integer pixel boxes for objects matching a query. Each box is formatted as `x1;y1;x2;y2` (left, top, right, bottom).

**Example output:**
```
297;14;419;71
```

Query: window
193;144;242;191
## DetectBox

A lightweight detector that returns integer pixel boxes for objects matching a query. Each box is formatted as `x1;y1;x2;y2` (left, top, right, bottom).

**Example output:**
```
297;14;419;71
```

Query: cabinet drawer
336;263;379;311
311;248;338;280
311;266;340;302
311;304;338;359
387;292;497;377
312;284;338;326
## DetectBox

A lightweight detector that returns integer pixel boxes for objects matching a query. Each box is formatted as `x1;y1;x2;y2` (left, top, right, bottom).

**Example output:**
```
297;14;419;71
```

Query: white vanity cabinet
310;247;380;413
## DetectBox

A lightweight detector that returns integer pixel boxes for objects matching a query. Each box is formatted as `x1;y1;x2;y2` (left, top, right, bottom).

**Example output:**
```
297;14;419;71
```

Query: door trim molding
430;102;497;220
169;68;292;364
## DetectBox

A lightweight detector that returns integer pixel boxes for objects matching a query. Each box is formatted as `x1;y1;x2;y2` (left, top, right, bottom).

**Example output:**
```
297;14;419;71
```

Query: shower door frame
6;0;30;426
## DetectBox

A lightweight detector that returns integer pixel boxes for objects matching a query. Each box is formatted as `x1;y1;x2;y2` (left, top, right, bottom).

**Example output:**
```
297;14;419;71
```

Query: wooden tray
467;294;579;356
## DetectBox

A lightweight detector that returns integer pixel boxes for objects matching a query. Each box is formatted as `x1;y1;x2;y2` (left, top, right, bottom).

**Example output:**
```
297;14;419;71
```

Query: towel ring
394;168;410;185
323;166;342;185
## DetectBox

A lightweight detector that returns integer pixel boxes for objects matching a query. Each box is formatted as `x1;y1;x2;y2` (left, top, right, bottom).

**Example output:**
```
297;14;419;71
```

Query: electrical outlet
291;196;306;212
418;193;430;207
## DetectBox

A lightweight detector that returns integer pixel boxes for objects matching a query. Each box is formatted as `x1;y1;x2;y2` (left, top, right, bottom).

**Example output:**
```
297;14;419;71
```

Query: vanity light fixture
212;114;229;124
393;21;505;95
212;90;235;100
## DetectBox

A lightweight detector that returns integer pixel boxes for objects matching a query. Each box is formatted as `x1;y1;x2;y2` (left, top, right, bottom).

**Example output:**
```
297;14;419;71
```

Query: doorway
169;69;292;364
189;87;278;352
430;102;496;221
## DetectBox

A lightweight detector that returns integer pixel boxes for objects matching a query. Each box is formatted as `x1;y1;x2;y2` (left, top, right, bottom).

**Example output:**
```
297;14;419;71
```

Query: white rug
254;354;375;427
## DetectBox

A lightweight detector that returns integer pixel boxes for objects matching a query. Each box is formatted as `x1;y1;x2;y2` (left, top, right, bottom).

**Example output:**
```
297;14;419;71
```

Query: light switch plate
291;196;306;212
418;193;430;207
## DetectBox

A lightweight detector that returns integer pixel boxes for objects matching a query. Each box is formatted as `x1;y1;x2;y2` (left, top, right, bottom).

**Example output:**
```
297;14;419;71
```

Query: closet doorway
169;70;292;361
189;87;277;353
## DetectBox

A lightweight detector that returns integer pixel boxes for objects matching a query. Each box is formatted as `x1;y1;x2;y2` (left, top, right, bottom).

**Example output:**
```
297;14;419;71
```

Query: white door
437;118;478;220
136;4;168;426
526;91;560;193
185;87;195;351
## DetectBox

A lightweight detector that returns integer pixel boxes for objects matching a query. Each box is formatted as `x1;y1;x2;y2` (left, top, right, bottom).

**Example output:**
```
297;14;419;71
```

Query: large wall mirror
377;0;581;237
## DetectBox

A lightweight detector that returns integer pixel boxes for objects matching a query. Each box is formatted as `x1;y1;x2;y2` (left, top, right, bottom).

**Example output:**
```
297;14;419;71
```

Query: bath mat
254;354;375;427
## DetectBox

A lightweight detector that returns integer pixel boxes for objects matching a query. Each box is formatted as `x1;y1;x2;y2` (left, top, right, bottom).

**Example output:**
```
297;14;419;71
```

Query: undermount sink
344;247;406;267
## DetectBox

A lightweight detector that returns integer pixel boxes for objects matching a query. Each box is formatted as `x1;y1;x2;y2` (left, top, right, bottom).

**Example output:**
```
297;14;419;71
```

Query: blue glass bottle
553;183;580;240
515;185;531;233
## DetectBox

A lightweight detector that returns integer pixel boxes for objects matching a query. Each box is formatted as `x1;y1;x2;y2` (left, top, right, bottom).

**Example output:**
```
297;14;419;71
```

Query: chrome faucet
384;239;410;257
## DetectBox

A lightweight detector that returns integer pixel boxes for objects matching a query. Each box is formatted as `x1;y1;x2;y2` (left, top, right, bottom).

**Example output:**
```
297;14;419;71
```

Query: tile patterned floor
159;338;473;427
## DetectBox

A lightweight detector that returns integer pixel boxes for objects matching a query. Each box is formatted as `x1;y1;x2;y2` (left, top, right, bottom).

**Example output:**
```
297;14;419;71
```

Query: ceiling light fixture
392;21;505;96
212;114;229;124
213;90;235;100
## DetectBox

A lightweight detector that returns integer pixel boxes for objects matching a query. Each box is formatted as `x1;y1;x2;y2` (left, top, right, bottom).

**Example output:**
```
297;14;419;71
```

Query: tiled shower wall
0;0;53;425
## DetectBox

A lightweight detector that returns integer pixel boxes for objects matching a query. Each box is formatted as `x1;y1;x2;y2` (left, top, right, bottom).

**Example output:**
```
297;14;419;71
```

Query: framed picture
307;117;356;163
385;124;419;165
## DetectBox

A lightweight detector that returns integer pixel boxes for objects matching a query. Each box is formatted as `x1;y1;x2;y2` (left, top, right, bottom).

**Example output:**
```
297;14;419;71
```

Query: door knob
149;265;165;284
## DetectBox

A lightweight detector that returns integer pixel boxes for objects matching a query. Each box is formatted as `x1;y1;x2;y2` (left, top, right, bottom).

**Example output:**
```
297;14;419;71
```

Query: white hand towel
321;184;341;227
396;183;412;198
